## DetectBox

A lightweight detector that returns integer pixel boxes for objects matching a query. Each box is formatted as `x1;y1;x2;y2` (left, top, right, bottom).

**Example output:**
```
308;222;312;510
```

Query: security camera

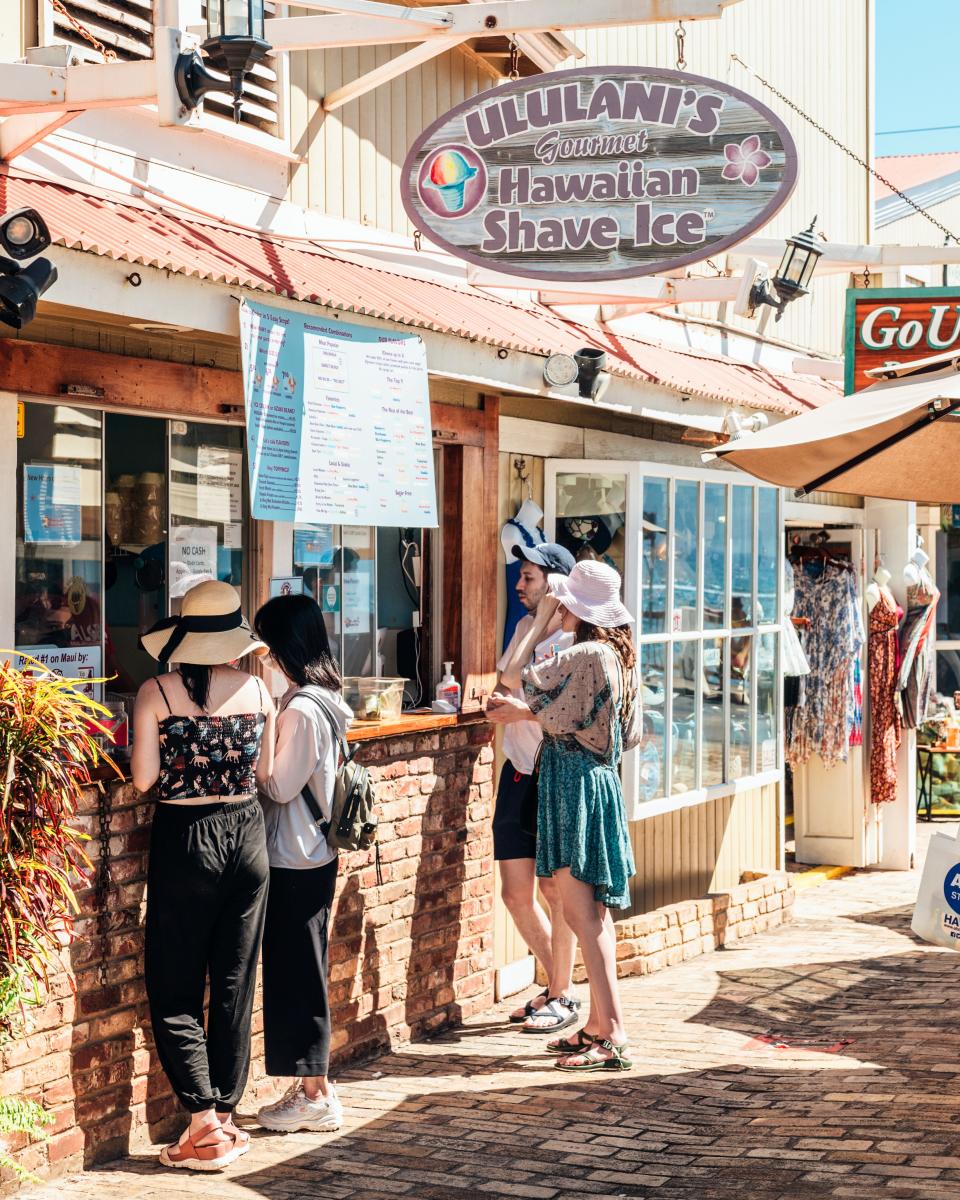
574;347;609;400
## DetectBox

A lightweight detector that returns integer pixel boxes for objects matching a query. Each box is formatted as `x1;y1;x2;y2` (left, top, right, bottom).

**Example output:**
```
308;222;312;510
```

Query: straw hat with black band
140;580;268;666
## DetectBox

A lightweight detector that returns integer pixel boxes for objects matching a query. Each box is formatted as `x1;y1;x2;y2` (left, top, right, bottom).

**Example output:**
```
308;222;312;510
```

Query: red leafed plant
0;656;119;1024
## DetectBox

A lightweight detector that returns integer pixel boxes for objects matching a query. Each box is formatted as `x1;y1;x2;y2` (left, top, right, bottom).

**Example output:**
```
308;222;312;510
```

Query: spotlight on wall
0;208;57;330
574;347;610;401
723;411;769;441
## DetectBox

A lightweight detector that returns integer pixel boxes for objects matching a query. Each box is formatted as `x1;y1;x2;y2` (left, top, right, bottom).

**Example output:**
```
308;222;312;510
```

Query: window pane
703;483;727;629
16;403;102;699
169;423;246;610
642;477;669;635
294;523;341;659
702;636;725;786
936;524;960;639
730;633;753;781
555;471;627;575
756;632;779;773
639;642;667;803
672;641;697;793
674;480;699;632
757;488;779;626
342;524;376;676
731;486;754;625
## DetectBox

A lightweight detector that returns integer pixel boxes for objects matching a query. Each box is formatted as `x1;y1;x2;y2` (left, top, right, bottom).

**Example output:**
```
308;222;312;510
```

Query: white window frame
545;458;782;822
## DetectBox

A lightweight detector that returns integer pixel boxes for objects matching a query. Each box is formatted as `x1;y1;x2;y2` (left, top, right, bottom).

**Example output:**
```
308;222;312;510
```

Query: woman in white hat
500;559;637;1073
132;580;276;1170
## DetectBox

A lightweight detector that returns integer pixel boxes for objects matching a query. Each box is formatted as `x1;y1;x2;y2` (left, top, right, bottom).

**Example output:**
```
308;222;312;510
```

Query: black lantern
750;218;824;321
175;0;271;123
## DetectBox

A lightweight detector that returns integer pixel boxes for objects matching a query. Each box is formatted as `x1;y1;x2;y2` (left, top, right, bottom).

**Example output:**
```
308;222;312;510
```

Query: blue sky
876;0;960;157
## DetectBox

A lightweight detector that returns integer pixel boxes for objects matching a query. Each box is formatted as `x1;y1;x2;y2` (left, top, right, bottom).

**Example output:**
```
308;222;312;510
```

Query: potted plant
0;657;117;1181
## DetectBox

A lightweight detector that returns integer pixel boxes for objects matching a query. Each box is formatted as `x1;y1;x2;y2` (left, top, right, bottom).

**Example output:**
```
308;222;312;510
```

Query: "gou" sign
844;286;960;392
401;66;798;283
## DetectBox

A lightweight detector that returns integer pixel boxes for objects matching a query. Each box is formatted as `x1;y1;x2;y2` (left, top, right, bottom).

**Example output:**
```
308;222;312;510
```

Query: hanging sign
240;301;437;528
844;286;960;393
401;66;798;283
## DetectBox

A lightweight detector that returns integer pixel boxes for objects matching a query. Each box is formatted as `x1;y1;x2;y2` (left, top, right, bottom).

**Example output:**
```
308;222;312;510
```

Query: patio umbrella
706;360;960;502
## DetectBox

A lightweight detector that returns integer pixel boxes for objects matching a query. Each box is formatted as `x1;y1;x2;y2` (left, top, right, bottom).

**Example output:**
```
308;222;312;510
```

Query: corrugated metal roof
875;152;960;199
0;170;839;416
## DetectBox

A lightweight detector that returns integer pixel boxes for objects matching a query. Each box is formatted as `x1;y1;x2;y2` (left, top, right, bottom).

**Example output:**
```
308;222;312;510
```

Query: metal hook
514;455;532;500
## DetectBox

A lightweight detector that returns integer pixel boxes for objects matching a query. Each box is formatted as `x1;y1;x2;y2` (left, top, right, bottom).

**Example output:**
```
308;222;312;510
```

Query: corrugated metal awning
0;169;841;417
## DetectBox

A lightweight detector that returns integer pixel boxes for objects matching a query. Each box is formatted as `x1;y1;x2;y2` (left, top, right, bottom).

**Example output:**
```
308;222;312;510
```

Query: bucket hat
140;579;267;666
547;560;633;628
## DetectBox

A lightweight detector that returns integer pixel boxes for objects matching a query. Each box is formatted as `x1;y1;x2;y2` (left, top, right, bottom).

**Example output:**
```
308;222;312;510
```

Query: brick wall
0;722;495;1191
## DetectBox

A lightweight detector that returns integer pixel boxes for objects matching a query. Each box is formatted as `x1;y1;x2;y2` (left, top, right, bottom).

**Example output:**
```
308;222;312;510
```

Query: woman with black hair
132;580;275;1171
252;593;353;1134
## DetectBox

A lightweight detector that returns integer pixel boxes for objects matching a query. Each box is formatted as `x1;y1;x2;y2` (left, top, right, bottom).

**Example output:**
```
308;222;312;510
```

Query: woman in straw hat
132;580;276;1170
500;559;637;1073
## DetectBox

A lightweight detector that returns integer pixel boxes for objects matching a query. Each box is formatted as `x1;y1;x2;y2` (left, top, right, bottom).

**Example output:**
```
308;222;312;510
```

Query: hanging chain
675;21;687;70
413;229;422;252
49;0;117;61
94;784;113;985
863;261;871;288
508;39;521;81
730;53;960;246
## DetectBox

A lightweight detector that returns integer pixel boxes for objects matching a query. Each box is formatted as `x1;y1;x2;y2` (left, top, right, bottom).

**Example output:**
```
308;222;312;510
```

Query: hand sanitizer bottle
436;662;462;711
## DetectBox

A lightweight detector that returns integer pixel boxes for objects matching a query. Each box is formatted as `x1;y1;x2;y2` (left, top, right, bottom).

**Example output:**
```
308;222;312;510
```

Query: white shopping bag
911;828;960;949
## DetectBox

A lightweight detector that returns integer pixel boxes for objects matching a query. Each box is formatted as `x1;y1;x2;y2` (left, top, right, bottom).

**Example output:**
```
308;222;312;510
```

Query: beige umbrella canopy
707;359;960;503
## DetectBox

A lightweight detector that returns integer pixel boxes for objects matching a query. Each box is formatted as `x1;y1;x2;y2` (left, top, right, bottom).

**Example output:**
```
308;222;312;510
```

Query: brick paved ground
26;824;960;1199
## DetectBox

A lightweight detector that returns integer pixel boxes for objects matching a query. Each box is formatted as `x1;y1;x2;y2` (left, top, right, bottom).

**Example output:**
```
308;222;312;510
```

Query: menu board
239;301;437;527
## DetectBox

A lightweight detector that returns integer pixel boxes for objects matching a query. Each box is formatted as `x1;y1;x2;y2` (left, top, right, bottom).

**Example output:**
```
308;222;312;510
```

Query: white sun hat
547;560;633;628
140;579;267;665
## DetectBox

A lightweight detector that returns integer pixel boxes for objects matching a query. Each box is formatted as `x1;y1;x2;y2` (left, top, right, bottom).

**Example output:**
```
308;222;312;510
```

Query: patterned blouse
521;642;624;760
154;676;265;800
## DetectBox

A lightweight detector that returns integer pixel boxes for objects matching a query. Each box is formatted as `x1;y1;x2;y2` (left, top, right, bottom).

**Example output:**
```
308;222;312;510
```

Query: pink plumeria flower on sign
722;135;772;187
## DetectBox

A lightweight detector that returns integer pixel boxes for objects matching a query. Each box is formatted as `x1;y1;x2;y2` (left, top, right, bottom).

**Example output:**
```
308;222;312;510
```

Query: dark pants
493;759;537;861
144;798;269;1113
262;859;338;1077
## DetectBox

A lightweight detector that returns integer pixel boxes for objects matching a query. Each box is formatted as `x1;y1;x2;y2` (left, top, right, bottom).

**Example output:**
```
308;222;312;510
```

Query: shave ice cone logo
419;145;486;218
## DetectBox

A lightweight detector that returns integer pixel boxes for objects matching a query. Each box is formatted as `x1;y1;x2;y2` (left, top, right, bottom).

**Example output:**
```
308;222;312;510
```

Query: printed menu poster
23;463;82;544
239;301;437;527
197;445;243;524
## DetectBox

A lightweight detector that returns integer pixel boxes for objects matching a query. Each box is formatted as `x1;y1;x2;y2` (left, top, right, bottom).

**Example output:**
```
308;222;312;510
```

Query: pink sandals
159;1113;248;1171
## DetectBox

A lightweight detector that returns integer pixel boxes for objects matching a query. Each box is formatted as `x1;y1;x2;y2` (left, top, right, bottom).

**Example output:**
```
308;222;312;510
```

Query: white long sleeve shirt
259;684;354;870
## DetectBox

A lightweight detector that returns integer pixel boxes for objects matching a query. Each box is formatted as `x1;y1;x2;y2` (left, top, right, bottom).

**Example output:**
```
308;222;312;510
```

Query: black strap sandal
546;1028;597;1055
520;995;581;1035
554;1038;633;1071
508;988;548;1023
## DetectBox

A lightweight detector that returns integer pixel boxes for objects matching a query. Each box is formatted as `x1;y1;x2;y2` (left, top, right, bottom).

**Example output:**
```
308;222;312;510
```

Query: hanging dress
869;592;902;805
522;642;636;909
899;573;938;730
786;560;864;768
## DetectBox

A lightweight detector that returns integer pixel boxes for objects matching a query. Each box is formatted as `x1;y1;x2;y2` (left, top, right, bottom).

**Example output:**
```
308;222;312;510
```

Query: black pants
262;859;338;1077
144;798;269;1113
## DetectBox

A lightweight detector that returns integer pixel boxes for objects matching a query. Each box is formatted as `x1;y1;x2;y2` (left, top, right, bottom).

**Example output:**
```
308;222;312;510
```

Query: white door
792;527;881;867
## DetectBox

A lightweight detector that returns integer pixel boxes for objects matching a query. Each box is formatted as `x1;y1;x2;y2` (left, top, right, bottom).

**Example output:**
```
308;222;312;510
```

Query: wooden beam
456;40;502;80
0;338;242;420
430;400;486;446
267;0;745;51
322;34;469;111
0;60;156;116
0;111;76;161
285;0;452;22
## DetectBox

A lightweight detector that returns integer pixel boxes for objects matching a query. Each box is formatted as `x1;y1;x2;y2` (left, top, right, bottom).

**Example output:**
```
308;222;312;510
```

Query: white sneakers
256;1081;343;1133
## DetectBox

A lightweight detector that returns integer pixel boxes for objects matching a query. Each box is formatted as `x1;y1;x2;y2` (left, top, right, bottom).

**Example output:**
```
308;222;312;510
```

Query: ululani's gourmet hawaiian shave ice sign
402;67;798;282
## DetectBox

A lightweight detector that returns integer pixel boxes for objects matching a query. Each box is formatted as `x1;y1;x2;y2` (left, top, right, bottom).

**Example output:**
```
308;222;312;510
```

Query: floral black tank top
154;676;266;801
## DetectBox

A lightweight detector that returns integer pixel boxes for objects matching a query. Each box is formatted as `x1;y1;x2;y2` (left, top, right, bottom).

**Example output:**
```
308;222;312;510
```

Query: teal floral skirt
535;738;636;909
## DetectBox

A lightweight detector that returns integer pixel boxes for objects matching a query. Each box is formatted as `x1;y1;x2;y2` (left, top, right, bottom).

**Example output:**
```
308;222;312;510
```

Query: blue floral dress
522;643;636;909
